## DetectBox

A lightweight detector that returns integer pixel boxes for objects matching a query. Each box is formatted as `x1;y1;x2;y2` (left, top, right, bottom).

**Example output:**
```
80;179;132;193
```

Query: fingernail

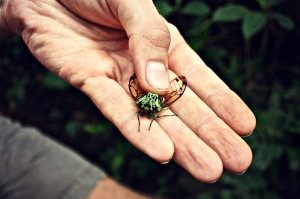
236;170;247;175
160;159;171;164
241;131;254;138
209;179;219;184
146;62;169;91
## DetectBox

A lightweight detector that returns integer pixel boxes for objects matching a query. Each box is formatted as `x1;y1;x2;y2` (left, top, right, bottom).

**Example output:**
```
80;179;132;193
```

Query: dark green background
1;0;299;198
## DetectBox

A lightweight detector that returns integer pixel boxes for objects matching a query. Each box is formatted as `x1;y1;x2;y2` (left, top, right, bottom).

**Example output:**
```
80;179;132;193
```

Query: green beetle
129;74;187;131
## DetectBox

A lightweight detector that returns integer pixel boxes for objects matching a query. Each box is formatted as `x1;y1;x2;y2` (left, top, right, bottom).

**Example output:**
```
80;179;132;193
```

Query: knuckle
166;22;179;34
195;113;218;132
142;26;171;50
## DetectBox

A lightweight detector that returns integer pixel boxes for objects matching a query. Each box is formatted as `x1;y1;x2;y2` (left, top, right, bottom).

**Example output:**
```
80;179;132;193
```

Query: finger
169;84;253;174
167;24;256;136
80;76;174;163
155;108;223;183
110;0;171;94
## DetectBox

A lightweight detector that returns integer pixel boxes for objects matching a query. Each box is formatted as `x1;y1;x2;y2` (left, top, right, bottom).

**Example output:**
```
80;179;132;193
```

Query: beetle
129;74;187;131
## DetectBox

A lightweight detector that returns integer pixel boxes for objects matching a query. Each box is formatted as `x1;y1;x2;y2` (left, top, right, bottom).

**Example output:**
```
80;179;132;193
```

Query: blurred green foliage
0;0;299;198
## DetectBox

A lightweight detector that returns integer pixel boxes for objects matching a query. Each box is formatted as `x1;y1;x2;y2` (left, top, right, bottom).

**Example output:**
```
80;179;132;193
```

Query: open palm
4;0;256;182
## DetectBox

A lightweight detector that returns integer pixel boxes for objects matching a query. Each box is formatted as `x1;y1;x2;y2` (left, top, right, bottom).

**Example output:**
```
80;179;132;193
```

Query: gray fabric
0;115;106;199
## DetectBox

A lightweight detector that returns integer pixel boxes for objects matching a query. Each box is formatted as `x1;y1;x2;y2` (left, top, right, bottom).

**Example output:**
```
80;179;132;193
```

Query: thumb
112;0;170;94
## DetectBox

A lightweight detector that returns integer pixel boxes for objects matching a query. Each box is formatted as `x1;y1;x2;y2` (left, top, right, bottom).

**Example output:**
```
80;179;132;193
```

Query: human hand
2;0;256;182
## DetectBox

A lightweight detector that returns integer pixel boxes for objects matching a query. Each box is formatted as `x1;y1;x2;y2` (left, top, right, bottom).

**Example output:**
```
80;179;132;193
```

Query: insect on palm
129;74;187;131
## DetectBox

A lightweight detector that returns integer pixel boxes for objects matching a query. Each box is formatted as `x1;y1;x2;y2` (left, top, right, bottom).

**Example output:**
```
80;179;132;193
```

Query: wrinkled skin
1;0;256;182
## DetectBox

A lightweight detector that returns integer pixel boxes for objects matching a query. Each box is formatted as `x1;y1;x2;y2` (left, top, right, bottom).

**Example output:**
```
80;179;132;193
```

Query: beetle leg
137;112;141;132
157;114;177;118
148;114;177;131
148;118;155;131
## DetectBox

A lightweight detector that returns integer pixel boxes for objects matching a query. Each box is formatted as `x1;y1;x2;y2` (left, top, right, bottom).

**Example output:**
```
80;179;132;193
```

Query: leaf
269;89;281;109
181;1;210;16
187;37;205;52
271;13;295;31
252;143;284;171
83;122;114;135
263;192;281;199
242;12;267;39
43;72;69;89
256;0;283;8
222;173;267;190
111;154;124;172
6;76;29;101
155;1;173;17
175;0;182;7
212;5;249;22
65;121;80;138
202;46;227;67
83;123;106;135
286;147;300;171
